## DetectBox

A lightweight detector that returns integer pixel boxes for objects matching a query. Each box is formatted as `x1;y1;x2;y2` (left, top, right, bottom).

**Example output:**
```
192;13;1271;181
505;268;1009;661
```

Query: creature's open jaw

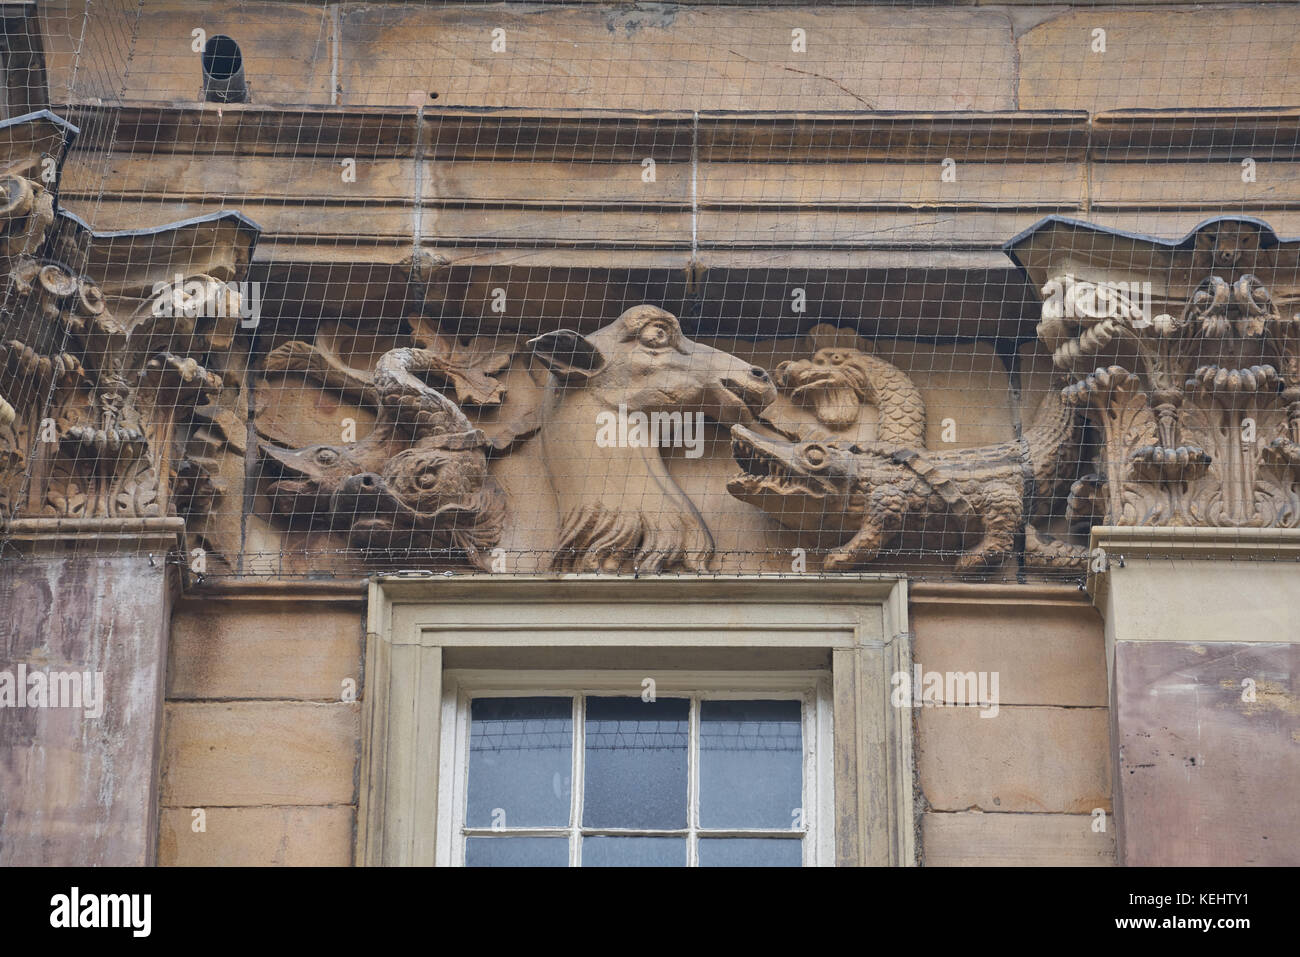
726;426;843;501
258;443;331;519
717;376;778;424
259;443;304;479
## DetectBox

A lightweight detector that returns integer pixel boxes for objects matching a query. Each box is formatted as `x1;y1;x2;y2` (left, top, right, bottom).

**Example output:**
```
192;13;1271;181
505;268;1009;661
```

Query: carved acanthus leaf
407;316;513;407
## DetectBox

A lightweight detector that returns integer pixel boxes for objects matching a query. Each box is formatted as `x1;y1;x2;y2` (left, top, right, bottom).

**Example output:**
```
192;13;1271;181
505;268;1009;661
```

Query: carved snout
333;471;396;511
715;363;778;422
340;471;383;495
259;442;309;477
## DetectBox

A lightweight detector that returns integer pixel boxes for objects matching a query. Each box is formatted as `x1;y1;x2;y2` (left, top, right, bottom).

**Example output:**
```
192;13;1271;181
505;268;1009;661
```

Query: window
358;577;914;867
437;672;832;866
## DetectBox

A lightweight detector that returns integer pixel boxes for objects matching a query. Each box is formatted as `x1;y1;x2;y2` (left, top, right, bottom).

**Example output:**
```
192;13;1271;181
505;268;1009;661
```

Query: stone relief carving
16;172;1292;578
0;248;253;526
1027;219;1300;529
261;316;538;453
529;305;776;573
0;174;55;267
0;112;259;540
730;347;1088;572
258;344;506;569
776;343;926;445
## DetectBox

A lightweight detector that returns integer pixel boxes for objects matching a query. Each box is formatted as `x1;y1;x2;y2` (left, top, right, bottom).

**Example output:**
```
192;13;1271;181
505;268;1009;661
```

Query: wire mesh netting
2;2;1299;582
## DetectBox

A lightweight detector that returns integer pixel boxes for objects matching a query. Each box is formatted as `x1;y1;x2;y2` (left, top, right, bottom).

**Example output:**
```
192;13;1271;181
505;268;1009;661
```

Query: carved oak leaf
406;316;511;407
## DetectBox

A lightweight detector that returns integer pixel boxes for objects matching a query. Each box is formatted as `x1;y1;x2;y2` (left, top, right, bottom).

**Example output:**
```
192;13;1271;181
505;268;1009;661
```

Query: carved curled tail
373;348;480;443
1024;387;1083;492
262;339;377;406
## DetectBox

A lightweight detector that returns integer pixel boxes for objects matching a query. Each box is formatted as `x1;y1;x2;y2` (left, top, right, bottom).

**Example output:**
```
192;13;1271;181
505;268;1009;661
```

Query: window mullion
570;693;584;867
803;688;814;866
455;686;471;866
687;692;700;867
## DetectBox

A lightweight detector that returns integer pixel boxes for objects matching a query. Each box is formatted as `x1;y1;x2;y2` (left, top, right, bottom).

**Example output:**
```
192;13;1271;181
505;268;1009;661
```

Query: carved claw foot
61;424;147;459
1023;525;1089;570
141;353;222;400
824;526;884;570
954;549;1009;574
1066;473;1106;527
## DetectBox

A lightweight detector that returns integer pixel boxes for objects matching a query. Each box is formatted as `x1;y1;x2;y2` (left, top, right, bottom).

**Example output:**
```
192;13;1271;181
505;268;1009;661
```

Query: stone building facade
0;0;1297;866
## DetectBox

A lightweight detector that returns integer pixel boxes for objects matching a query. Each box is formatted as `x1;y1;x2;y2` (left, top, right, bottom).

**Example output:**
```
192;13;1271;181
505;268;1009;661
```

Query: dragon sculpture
259;347;506;569
729;344;1089;572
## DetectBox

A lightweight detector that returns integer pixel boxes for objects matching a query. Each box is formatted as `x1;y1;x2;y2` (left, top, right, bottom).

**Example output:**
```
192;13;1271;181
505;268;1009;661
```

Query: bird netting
1;1;1298;583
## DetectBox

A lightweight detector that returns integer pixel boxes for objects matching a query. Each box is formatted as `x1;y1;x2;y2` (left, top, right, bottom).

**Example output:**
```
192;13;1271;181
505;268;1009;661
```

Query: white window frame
436;670;835;867
357;575;915;867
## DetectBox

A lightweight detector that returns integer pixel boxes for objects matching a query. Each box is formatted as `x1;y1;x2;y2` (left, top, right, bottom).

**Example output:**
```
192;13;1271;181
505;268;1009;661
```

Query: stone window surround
357;575;915;867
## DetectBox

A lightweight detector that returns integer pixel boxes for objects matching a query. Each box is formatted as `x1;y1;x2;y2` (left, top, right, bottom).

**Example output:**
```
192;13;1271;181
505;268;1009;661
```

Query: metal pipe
201;35;249;103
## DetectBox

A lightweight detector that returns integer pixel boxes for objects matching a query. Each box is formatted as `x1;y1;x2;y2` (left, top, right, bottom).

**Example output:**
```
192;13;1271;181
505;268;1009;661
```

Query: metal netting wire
1;2;1298;582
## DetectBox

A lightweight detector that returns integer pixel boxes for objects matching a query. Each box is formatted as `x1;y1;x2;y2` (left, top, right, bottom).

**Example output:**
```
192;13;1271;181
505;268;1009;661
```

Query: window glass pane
698;838;802;867
466;837;569;867
699;699;803;829
583;696;688;829
467;697;572;827
581;836;687;867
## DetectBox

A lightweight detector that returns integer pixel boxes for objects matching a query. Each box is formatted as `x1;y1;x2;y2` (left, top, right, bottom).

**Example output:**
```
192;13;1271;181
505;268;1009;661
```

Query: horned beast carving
259;347;505;568
529;305;776;573
730;351;1088;572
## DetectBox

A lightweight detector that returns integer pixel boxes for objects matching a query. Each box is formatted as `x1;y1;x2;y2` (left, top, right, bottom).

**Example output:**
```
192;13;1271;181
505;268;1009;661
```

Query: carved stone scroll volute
0;174;55;267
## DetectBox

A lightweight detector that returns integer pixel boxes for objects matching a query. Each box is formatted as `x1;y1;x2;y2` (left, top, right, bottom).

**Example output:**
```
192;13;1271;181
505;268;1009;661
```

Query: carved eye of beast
637;318;677;349
800;443;830;471
415;462;443;489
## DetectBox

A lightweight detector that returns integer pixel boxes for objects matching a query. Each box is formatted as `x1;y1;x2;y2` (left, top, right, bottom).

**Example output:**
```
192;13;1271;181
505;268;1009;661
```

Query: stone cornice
1;516;185;551
59;103;1091;161
908;581;1092;608
60;103;1300;163
1091;525;1300;559
1005;214;1300;297
184;578;369;600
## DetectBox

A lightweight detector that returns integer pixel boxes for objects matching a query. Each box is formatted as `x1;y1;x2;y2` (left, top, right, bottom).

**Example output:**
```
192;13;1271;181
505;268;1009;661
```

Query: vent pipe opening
201;35;249;103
